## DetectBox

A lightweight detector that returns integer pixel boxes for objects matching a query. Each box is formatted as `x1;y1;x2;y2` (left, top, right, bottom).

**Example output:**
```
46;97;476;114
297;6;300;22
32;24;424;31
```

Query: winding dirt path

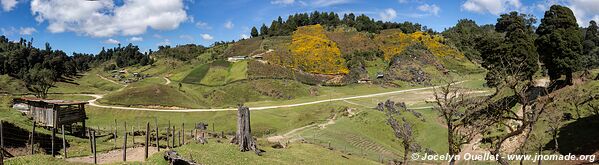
97;74;126;87
163;77;171;85
81;81;467;112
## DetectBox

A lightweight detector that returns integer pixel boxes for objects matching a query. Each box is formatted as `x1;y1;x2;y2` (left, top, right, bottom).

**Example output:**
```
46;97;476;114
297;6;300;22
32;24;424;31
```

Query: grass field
146;142;377;165
296;107;448;162
181;60;248;86
180;63;210;84
98;82;200;108
50;72;123;94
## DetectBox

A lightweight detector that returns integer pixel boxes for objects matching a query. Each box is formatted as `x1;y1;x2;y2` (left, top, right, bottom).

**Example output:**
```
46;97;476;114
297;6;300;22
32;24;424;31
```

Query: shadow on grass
546;115;599;155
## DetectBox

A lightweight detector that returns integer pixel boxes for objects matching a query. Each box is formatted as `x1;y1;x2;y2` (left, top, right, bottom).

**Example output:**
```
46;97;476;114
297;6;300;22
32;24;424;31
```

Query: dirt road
67;147;158;164
81;81;467;112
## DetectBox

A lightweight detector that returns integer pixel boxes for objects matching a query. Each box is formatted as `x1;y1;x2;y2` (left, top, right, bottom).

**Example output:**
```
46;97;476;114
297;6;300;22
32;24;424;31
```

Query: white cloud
312;0;352;7
200;34;213;40
417;4;441;16
379;8;397;21
398;0;408;4
103;38;120;44
31;0;188;37
240;34;249;39
19;27;37;35
462;0;522;15
568;0;599;26
271;0;294;5
195;21;212;30
224;21;234;29
1;27;16;36
129;36;143;42
1;0;17;12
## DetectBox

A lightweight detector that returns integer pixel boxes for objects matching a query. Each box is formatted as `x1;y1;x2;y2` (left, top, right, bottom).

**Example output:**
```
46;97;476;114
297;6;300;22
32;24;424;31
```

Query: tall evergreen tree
250;27;259;37
535;5;583;85
481;12;538;87
260;24;269;36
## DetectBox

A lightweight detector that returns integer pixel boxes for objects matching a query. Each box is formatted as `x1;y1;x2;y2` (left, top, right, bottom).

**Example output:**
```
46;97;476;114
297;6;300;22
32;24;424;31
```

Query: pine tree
250;27;259;37
260;24;268;36
535;5;583;85
481;12;538;87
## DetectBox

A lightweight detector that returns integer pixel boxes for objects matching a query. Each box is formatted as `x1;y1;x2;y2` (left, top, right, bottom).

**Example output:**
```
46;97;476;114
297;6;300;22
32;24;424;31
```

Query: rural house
227;56;248;62
12;98;88;131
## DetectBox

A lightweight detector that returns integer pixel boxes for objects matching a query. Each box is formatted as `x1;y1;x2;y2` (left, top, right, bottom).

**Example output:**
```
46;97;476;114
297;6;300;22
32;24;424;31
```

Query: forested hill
0;36;152;97
249;11;432;38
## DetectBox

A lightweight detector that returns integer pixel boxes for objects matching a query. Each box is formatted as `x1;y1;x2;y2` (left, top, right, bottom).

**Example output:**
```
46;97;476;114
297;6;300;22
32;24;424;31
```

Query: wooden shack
13;98;88;129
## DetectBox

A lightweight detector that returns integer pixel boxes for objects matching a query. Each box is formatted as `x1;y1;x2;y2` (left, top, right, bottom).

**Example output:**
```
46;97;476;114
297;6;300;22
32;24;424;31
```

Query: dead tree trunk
230;105;261;155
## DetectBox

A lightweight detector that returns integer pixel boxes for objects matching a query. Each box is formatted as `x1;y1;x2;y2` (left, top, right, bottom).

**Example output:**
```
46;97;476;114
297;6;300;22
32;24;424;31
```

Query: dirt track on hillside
81;81;468;112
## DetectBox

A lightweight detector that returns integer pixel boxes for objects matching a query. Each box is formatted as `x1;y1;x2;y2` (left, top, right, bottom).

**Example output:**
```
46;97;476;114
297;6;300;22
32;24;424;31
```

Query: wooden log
123;122;127;162
62;125;67;159
231;105;261;155
145;122;149;160
92;131;97;164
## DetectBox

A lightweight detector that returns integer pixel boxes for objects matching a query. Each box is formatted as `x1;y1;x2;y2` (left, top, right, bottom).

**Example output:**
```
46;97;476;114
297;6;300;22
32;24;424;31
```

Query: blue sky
0;0;598;54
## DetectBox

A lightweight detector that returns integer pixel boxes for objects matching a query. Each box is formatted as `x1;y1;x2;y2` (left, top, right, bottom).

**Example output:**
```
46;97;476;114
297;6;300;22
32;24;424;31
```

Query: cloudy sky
0;0;598;54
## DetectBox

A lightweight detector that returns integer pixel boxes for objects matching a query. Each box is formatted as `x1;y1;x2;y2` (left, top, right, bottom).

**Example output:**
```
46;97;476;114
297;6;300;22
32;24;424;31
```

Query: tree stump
230;105;262;155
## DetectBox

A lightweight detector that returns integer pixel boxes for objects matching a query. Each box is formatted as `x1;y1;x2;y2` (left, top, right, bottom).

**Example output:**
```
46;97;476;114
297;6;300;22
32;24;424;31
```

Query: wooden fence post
31;120;35;155
145;122;149;160
1;120;4;149
165;127;170;149
123;122;127;162
172;126;176;148
88;128;93;154
178;130;181;146
113;120;117;149
51;128;55;157
62;125;67;159
155;118;159;151
182;123;185;145
92;131;97;164
132;125;135;145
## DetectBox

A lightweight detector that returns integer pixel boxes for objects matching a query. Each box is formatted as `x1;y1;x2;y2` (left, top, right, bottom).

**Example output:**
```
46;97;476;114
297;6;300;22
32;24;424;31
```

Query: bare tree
381;100;416;164
471;53;557;165
432;79;481;165
544;104;563;153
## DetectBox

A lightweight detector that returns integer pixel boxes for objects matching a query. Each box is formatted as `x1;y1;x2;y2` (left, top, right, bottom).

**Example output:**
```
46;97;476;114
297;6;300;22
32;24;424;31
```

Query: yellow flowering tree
375;30;464;61
290;24;349;75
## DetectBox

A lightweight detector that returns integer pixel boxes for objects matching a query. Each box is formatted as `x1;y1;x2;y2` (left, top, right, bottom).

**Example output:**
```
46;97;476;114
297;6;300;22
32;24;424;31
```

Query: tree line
422;5;599;165
443;5;599;86
250;11;432;38
0;36;152;98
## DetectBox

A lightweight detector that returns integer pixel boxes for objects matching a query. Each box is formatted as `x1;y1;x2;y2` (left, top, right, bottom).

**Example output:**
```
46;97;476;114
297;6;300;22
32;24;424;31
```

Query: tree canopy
481;12;538;87
252;11;428;37
535;5;582;84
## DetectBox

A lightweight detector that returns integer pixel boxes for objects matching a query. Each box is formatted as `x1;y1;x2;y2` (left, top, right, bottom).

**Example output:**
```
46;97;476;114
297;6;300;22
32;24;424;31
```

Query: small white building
227;56;248;62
